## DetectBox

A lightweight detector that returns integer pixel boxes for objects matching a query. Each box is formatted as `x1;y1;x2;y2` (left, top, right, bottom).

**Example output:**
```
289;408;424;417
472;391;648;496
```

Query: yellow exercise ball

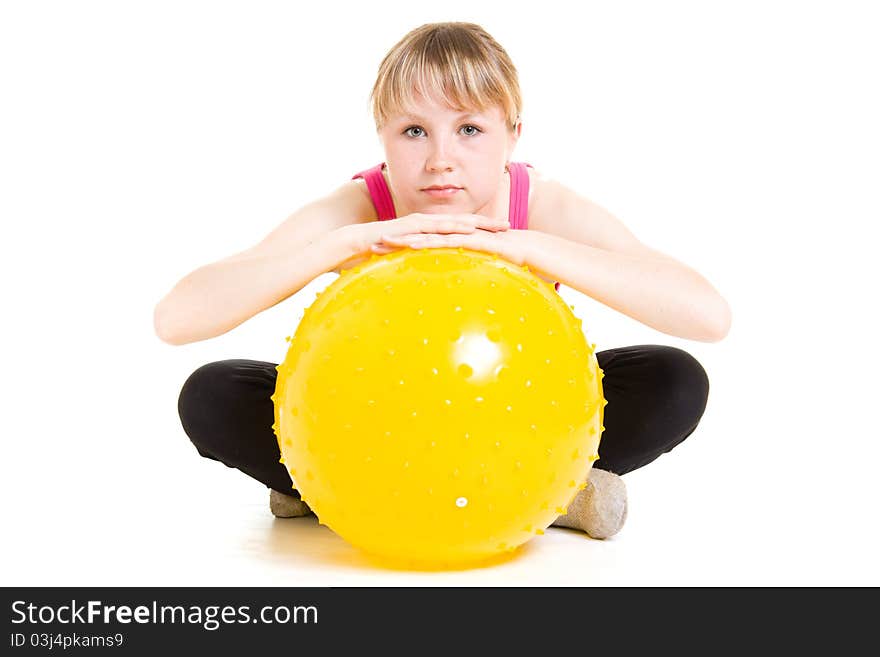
272;248;606;568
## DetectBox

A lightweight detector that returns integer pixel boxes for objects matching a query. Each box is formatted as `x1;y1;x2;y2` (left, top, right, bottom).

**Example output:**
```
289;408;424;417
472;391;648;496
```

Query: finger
380;234;414;244
396;233;448;248
406;214;460;233
422;218;475;234
385;232;453;244
379;235;424;250
473;217;509;232
395;216;453;235
486;220;510;232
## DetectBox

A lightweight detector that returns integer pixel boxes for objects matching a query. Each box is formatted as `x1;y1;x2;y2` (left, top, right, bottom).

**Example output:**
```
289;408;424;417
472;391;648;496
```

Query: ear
508;118;522;139
507;120;522;158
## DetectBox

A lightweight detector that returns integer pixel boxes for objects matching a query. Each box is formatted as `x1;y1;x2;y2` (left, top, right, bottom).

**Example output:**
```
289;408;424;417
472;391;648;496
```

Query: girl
156;22;730;540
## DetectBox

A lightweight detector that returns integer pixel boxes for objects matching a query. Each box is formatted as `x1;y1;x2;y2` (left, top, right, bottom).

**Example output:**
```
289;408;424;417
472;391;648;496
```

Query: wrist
509;228;540;267
515;229;554;278
328;224;371;271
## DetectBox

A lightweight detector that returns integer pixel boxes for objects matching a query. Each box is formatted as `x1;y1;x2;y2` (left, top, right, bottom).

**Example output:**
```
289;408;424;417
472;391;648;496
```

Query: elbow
154;301;219;346
153;303;185;346
704;298;732;343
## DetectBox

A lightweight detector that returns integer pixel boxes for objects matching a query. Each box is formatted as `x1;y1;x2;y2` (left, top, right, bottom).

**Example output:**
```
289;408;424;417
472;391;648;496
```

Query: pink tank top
351;162;561;292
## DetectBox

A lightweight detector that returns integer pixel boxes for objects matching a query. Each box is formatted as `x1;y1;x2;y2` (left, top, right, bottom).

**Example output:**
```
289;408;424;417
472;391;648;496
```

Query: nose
426;136;455;172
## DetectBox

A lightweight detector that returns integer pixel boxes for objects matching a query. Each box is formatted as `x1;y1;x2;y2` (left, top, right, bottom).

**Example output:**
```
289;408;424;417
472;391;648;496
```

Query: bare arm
153;187;368;346
523;230;731;342
532;180;731;341
154;191;512;346
379;177;732;342
153;228;358;345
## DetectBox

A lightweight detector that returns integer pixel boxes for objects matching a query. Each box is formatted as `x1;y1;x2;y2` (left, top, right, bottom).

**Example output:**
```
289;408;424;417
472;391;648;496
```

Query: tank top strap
507;162;533;230
508;161;561;292
351;162;397;221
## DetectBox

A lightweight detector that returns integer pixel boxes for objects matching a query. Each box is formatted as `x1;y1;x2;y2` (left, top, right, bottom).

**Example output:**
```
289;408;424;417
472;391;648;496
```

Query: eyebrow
400;112;482;122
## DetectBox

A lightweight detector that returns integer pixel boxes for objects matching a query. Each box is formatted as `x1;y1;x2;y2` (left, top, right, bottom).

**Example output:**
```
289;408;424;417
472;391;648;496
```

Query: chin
422;206;460;213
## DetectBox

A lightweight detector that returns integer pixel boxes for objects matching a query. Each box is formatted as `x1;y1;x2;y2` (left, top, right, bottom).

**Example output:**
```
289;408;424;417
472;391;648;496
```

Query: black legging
177;345;710;497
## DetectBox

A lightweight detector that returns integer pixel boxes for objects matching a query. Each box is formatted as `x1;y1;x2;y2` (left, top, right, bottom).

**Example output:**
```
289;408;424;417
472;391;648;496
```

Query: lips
422;186;462;198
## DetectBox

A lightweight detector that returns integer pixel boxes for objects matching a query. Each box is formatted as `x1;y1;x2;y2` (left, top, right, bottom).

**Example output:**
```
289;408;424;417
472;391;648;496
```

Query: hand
372;224;530;267
337;213;510;270
363;212;509;248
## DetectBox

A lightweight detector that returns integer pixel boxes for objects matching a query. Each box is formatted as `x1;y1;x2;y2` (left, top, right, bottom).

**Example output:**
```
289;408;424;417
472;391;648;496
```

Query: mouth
422;185;462;197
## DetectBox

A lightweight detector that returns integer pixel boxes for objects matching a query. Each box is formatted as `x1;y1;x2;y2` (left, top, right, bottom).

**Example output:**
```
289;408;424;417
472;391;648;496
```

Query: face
377;93;521;217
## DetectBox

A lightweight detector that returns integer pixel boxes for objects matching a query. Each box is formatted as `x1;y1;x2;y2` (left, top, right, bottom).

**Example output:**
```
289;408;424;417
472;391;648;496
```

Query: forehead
400;110;483;122
393;100;504;124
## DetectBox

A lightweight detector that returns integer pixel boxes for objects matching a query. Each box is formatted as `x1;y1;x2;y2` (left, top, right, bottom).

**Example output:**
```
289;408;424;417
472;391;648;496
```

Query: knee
177;361;237;451
653;346;710;421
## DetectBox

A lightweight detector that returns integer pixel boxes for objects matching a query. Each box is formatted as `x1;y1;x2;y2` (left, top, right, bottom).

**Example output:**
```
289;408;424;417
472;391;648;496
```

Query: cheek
395;170;421;192
461;144;499;164
388;153;421;175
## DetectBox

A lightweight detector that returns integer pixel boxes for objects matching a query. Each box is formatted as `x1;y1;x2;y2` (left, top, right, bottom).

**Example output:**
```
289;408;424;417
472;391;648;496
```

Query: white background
2;0;878;586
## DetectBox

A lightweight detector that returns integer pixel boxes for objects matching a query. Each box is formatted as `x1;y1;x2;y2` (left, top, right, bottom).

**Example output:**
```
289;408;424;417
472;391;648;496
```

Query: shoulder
523;167;568;233
526;168;577;234
335;177;379;224
227;176;378;268
525;168;662;259
286;176;378;230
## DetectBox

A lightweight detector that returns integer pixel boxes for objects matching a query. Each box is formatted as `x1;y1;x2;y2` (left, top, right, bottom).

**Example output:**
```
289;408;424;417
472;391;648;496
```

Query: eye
404;126;425;138
461;124;482;136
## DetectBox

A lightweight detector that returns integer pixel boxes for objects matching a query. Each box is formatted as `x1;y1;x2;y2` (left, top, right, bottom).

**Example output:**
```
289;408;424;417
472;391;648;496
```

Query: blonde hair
370;22;522;133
